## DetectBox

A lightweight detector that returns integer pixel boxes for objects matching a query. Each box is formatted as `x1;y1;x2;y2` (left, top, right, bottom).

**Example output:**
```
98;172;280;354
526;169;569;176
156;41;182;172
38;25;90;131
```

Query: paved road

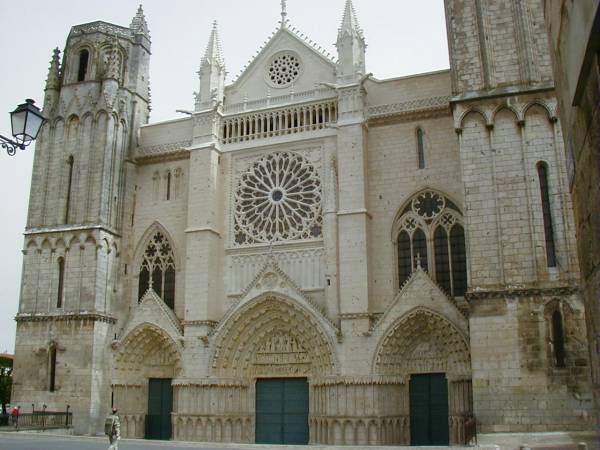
0;433;252;450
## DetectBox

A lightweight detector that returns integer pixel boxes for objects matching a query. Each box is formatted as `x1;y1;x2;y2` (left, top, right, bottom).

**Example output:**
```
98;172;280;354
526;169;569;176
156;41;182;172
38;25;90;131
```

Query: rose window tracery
412;190;445;220
234;152;322;245
267;52;301;87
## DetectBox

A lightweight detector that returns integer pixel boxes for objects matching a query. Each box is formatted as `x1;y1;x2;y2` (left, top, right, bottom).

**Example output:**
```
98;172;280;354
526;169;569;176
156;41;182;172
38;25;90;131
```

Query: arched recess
373;307;473;445
132;222;181;309
211;294;337;379
113;322;183;439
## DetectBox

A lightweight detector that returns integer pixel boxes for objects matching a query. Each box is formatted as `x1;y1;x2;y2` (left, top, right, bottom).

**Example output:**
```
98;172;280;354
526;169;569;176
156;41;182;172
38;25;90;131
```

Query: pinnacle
338;0;363;38
202;21;225;68
45;47;61;90
130;4;150;36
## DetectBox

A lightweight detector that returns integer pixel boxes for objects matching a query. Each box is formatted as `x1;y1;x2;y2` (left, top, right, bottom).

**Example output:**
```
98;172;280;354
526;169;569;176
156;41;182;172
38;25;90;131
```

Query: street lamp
0;99;46;156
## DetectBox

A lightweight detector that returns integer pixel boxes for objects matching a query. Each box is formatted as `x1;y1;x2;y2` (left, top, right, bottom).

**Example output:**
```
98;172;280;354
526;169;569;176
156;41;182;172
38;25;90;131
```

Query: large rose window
234;152;322;245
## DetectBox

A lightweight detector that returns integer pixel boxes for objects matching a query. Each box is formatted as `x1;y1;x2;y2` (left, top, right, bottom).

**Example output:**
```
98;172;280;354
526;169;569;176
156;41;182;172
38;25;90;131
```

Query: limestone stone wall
367;113;462;312
12;319;113;434
445;0;553;95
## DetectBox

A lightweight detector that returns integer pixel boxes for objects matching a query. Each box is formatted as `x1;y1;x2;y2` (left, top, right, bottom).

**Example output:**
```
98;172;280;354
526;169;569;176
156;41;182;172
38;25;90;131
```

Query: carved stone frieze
368;95;451;120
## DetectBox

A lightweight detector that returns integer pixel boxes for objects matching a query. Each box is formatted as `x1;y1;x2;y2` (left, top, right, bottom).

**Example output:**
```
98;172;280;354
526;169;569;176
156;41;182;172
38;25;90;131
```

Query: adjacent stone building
10;0;597;446
543;0;600;423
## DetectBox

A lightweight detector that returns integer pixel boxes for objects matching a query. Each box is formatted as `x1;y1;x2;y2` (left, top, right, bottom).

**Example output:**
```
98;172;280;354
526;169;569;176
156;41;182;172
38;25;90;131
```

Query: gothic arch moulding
114;322;182;382
133;221;181;271
211;294;337;379
373;307;471;380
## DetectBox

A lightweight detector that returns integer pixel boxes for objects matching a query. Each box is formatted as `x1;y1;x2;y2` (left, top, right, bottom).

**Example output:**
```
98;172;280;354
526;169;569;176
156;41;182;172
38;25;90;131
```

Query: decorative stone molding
465;285;579;301
368;95;451;120
135;140;192;159
15;312;116;324
227;247;325;295
70;21;134;41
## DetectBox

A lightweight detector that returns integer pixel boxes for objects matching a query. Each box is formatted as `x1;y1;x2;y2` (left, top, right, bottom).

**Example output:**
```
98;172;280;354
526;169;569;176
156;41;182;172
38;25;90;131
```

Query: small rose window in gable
267;52;301;87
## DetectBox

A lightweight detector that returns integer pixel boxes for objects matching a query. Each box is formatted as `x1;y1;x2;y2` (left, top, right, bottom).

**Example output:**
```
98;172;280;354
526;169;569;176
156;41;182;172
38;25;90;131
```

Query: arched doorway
211;295;337;444
374;308;473;445
113;323;182;440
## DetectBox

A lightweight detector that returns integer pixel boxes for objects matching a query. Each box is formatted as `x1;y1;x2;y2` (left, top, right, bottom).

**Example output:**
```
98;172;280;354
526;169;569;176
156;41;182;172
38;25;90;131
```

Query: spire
338;0;363;40
280;0;288;28
201;21;225;69
45;47;61;91
335;0;366;81
130;4;150;37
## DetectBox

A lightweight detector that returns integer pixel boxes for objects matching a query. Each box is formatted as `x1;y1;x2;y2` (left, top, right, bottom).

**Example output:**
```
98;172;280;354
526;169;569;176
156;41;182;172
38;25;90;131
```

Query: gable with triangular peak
119;289;183;345
372;267;469;337
225;27;336;104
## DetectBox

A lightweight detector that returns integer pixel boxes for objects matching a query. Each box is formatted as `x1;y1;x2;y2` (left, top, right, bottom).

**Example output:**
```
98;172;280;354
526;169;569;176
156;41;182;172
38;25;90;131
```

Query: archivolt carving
211;296;336;377
374;308;470;378
115;323;182;379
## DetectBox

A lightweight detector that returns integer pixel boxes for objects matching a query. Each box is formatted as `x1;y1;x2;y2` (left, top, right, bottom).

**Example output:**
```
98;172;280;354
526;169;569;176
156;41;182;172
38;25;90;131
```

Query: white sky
0;0;448;353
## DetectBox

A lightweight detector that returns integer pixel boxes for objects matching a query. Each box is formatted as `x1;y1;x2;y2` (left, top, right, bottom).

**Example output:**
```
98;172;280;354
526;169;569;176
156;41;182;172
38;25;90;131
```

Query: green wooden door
255;378;309;444
409;373;449;445
145;378;173;440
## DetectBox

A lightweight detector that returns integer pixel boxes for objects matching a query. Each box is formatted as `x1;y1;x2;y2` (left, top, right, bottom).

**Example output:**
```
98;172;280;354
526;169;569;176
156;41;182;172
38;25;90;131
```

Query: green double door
255;378;309;444
145;378;173;440
409;373;449;445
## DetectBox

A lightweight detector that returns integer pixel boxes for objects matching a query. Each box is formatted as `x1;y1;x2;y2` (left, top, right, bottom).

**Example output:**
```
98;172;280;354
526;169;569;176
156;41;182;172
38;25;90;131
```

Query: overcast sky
0;0;448;353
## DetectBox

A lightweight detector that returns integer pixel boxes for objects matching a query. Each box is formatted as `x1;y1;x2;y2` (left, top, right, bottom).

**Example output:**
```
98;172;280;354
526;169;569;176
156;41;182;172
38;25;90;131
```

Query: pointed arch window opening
48;344;57;392
551;309;566;368
537;162;557;267
65;155;74;223
416;127;425;169
57;257;65;308
396;191;467;297
138;231;176;310
166;171;172;201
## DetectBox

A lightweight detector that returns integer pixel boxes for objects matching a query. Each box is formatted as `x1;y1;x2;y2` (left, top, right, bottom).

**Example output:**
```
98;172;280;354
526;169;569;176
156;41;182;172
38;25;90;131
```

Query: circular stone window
234;151;322;245
267;52;301;88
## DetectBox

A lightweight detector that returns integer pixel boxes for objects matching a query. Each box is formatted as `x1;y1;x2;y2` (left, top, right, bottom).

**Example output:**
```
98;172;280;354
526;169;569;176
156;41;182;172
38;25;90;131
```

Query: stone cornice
368;95;451;122
15;312;116;324
465;285;579;301
24;224;121;237
450;83;555;104
135;140;192;162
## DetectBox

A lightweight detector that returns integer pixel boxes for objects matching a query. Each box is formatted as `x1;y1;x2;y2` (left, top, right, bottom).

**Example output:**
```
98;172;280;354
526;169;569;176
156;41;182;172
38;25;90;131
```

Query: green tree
0;355;13;415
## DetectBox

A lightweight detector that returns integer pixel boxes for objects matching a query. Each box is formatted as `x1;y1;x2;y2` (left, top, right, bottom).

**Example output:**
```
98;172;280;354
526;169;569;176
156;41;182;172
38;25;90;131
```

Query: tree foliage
0;356;13;415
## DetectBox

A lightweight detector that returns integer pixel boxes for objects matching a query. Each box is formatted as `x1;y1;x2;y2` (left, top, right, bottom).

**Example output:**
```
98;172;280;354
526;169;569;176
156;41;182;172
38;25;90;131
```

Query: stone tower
444;0;593;434
12;6;151;433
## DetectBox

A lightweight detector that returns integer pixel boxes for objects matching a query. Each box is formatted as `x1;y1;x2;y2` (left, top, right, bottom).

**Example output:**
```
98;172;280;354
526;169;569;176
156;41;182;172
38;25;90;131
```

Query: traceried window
138;232;176;310
537;162;556;267
267;52;301;87
395;190;467;297
234;151;322;245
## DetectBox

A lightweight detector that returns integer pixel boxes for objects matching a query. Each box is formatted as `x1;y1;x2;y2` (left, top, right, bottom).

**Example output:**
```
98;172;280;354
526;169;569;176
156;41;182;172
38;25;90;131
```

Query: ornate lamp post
0;99;46;156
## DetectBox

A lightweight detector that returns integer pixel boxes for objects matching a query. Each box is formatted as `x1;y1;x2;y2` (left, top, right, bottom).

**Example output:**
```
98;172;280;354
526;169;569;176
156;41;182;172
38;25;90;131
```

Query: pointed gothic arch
373;307;471;378
392;189;467;296
134;222;180;309
211;294;337;378
114;322;183;381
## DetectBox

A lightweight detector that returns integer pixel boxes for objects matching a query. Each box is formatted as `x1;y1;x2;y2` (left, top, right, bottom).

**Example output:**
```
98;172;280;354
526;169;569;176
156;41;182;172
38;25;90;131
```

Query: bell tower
13;6;151;434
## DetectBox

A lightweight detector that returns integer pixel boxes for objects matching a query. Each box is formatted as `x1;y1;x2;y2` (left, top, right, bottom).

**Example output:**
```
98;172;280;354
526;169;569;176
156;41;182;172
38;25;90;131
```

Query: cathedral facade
11;0;596;446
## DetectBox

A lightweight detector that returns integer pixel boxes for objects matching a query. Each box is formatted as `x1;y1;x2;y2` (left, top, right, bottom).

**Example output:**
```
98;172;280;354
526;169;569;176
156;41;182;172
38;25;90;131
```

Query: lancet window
138;232;176;310
395;190;467;297
77;49;89;82
537;162;556;267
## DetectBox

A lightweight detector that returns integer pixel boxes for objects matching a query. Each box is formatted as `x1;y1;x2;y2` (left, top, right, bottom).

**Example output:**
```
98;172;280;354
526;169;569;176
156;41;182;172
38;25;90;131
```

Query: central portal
409;373;449;445
255;378;309;444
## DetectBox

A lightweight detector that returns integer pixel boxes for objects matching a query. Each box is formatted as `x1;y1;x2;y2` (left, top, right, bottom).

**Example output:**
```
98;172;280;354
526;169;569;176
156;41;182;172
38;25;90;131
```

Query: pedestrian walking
104;407;121;450
10;406;19;429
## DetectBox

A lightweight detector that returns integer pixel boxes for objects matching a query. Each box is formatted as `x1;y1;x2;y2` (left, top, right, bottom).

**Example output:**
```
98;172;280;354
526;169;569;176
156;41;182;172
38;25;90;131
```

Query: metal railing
2;406;72;431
